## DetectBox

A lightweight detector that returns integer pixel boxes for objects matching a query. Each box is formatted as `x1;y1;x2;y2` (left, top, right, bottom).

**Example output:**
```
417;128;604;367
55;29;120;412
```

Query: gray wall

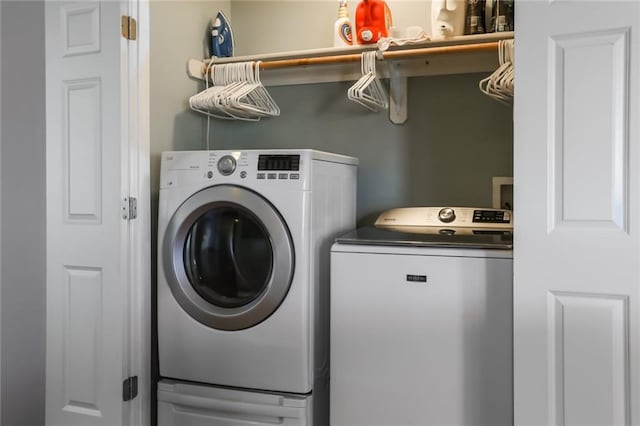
150;0;230;231
0;1;47;426
148;4;513;268
149;2;227;423
149;34;513;226
209;75;513;225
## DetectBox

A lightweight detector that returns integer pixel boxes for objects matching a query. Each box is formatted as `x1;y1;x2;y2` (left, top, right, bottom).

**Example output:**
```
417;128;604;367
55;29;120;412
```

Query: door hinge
123;376;138;402
121;15;137;41
122;197;137;220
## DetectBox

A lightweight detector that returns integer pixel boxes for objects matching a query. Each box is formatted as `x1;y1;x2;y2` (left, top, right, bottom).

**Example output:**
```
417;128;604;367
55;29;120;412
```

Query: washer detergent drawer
330;247;513;426
157;380;312;426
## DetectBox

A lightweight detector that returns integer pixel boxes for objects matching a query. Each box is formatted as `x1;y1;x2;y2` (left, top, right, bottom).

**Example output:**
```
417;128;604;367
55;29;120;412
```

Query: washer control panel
159;151;309;189
375;207;513;229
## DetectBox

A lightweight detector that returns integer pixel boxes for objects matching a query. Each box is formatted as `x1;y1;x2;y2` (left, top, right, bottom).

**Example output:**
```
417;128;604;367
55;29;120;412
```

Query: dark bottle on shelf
486;0;514;32
465;0;486;35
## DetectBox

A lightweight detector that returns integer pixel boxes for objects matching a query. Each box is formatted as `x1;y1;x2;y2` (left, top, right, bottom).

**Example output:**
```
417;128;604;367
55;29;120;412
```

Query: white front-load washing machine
157;149;357;426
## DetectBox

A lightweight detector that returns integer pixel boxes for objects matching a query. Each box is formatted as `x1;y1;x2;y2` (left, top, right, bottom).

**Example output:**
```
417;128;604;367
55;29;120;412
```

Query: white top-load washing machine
157;149;357;426
330;207;513;426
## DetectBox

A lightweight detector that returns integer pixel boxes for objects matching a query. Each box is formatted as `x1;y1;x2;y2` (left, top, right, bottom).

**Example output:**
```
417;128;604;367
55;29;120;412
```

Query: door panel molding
61;2;101;57
547;28;630;233
62;266;103;418
63;78;102;223
547;291;630;426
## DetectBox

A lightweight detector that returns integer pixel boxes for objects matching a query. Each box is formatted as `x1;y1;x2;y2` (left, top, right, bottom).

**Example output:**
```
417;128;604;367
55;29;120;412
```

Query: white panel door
45;2;131;425
514;2;640;425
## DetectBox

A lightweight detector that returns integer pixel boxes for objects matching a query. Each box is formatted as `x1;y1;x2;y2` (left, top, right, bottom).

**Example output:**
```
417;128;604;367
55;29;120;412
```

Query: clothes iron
211;11;234;58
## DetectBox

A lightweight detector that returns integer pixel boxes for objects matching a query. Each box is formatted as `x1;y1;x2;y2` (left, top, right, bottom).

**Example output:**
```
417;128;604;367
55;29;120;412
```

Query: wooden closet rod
203;40;502;73
264;41;499;69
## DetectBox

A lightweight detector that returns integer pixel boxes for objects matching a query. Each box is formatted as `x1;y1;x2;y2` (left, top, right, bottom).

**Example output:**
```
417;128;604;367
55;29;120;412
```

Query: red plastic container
355;0;393;44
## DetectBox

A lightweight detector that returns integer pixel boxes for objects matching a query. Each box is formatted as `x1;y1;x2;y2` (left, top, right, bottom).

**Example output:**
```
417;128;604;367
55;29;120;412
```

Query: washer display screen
257;155;300;171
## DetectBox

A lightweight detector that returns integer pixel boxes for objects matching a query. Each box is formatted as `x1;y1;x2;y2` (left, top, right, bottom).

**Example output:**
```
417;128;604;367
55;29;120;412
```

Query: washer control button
438;208;456;223
267;173;277;180
257;173;265;179
290;173;300;180
217;155;236;176
207;171;213;179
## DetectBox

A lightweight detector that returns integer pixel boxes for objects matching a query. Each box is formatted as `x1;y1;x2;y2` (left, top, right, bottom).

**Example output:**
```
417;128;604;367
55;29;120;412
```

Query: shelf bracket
188;58;208;80
389;63;408;124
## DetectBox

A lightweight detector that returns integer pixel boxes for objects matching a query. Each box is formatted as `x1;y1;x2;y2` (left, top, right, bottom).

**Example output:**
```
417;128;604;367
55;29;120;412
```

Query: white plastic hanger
348;51;389;112
479;39;514;106
189;61;280;121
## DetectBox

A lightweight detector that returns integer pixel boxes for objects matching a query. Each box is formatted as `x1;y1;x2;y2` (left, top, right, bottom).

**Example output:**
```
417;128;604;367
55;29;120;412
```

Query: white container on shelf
431;0;466;38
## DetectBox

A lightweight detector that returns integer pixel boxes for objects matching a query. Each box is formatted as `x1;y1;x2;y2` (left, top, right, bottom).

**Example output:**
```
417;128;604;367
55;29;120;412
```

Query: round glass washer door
163;184;294;331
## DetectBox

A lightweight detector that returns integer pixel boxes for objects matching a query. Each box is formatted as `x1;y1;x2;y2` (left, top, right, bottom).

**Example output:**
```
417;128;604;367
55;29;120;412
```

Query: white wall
0;1;47;425
231;0;434;56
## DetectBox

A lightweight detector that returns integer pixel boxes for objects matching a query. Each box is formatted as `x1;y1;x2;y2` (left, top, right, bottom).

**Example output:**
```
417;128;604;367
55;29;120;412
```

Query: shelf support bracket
389;63;407;124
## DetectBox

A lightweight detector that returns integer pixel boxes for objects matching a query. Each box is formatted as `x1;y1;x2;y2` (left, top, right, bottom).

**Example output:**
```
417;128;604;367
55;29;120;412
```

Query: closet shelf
187;32;513;87
186;32;513;124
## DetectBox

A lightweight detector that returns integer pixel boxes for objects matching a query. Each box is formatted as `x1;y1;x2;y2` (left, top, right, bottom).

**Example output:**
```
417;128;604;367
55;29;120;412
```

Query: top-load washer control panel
336;207;513;249
375;207;513;231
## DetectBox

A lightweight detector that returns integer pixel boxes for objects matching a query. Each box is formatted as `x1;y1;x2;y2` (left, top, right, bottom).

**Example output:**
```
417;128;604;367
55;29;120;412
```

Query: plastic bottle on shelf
464;0;486;35
486;0;514;32
334;0;354;47
355;0;393;44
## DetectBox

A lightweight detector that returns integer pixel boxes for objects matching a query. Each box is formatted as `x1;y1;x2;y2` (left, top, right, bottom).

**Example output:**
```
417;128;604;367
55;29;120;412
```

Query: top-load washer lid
336;207;513;249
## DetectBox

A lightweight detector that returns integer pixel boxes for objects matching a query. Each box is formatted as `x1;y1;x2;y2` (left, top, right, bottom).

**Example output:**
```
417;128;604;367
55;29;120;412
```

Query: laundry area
150;1;513;424
1;1;637;426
